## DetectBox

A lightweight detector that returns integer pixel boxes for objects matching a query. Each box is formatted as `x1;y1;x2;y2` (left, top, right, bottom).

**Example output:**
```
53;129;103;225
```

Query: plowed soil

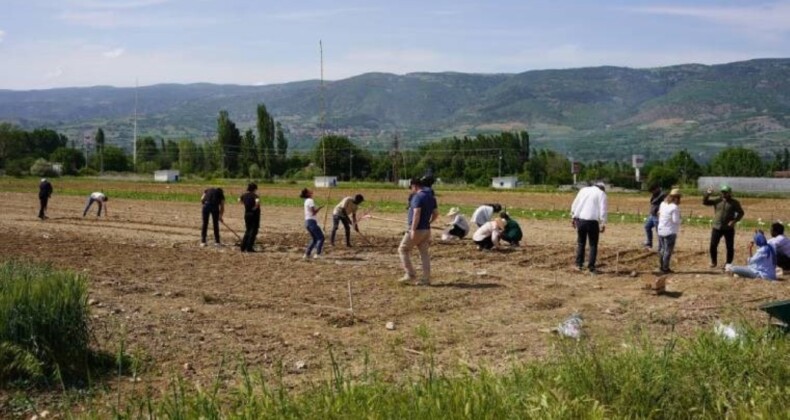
0;188;787;409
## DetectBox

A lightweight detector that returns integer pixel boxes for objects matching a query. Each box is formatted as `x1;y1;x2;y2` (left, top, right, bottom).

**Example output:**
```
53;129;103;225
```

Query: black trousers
241;212;260;252
709;228;735;266
778;253;790;271
475;236;494;250
575;219;600;270
331;214;352;246
448;225;466;239
201;205;220;244
38;197;48;218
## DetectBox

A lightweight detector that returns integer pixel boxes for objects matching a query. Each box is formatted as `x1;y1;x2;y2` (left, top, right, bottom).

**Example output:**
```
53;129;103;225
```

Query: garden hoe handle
221;220;242;241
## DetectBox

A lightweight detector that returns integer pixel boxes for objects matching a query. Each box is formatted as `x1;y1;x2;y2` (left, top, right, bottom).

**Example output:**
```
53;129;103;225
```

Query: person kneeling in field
83;192;108;217
726;230;777;280
768;222;790;272
473;218;505;251
499;212;523;246
441;207;469;241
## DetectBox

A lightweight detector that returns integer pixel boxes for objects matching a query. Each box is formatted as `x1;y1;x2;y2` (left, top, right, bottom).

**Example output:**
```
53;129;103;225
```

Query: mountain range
1;58;789;161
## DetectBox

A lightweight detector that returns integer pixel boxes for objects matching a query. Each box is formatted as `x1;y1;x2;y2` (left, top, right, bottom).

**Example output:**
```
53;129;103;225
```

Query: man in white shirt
657;189;682;273
83;192;108;217
769;222;790;270
570;182;608;273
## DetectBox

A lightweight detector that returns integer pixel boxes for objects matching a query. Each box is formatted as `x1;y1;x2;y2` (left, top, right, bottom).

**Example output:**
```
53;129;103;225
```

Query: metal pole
320;40;327;176
498;149;502;177
133;78;138;170
349;149;353;180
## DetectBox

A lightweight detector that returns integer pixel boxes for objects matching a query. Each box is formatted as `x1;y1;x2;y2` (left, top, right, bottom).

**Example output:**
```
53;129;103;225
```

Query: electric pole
349;149;353;180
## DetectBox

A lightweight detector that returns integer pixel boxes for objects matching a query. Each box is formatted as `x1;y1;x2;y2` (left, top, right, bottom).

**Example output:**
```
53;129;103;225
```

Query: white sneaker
302;254;310;260
200;242;207;247
398;275;415;283
313;254;322;260
213;242;222;248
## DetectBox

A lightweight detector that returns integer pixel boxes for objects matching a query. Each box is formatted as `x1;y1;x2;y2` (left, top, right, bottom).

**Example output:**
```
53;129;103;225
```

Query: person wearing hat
471;203;502;228
472;218;505;250
399;177;439;285
441;207;469;241
703;185;745;269
499;212;523;246
643;183;667;251
38;178;53;220
239;183;260;253
570;181;608;273
331;194;365;247
656;188;682;273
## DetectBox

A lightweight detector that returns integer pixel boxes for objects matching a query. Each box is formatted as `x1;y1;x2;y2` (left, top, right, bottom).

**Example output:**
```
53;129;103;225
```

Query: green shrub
0;260;91;385
4;158;35;177
29;158;58;178
78;167;98;177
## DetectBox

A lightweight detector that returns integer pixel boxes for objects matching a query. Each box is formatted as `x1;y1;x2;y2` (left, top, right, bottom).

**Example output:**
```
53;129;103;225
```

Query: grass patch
0;260;123;388
99;326;789;419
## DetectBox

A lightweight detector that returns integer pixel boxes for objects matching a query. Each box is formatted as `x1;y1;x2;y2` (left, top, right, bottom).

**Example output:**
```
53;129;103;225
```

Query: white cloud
626;2;790;35
270;7;374;22
44;66;64;80
0;30;5;43
103;48;125;58
57;10;216;28
68;0;170;10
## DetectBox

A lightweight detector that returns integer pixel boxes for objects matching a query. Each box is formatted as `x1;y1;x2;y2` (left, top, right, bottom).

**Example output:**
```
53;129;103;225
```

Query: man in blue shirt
398;177;439;285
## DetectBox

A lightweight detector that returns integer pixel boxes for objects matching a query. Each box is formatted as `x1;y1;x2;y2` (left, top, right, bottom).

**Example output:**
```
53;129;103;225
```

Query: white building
492;176;519;189
314;176;338;188
154;170;180;183
398;179;411;188
698;177;790;194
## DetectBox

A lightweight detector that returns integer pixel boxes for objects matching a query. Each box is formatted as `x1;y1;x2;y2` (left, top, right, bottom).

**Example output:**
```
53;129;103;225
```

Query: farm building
698;176;790;194
492;176;519;189
314;176;338;188
154;170;180;183
398;179;411;188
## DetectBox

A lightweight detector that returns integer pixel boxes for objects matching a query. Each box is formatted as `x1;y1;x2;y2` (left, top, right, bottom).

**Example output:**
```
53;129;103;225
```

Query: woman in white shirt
471;203;502;228
441;207;469;240
472;218;504;250
657;188;682;273
300;188;324;259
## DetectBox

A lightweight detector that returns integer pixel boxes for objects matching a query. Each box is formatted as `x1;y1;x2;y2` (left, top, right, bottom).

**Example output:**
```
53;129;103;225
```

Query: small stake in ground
347;279;355;321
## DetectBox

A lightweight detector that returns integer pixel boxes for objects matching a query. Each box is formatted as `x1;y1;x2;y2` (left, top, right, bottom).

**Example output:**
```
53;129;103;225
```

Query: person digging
331;194;364;247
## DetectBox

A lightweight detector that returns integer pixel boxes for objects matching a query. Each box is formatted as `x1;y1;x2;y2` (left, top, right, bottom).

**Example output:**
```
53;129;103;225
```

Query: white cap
41;178;47;183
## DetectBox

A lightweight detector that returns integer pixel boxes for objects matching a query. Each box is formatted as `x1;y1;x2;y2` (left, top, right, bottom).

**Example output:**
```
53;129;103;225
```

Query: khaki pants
398;229;432;280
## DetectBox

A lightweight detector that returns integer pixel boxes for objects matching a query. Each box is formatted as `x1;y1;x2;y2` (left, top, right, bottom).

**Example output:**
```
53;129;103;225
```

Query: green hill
1;58;789;160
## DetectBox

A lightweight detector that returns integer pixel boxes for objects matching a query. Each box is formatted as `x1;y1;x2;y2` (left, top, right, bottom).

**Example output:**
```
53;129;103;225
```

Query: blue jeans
644;215;658;247
305;219;325;256
730;266;760;279
658;234;677;271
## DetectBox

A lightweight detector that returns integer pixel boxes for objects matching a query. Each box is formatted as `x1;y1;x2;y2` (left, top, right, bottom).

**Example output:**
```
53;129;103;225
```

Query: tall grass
0;260;92;386
102;327;789;419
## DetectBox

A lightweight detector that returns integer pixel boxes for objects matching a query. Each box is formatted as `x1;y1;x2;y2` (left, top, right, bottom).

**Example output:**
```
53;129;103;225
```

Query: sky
1;0;789;90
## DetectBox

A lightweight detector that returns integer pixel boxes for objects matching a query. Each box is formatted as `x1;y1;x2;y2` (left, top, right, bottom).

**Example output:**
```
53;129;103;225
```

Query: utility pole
349;149;353;181
390;134;400;183
133;78;138;170
498;148;503;177
320;40;327;176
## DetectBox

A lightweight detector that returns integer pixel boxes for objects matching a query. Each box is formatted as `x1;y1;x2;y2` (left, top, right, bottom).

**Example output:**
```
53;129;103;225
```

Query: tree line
1;116;788;187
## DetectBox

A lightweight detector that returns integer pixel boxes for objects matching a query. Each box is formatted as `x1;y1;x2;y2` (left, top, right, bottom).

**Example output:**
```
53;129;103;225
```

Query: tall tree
95;128;106;173
664;149;702;184
240;129;257;177
256;104;274;177
217;110;241;174
709;147;766;177
275;122;287;160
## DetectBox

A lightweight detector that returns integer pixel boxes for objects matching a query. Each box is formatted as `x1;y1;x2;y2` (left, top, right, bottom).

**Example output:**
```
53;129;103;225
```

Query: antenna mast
320;40;327;176
133;79;138;170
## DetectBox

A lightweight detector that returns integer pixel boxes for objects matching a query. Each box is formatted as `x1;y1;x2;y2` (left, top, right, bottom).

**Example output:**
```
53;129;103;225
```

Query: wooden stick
616;250;620;274
403;347;425;356
322;188;332;232
347;279;354;319
220;220;241;241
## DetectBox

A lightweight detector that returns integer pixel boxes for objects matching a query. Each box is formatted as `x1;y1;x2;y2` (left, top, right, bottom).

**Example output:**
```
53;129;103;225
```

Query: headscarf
754;231;776;266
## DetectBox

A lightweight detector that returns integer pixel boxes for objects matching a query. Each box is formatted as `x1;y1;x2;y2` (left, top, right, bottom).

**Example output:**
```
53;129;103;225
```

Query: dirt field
1;188;788;407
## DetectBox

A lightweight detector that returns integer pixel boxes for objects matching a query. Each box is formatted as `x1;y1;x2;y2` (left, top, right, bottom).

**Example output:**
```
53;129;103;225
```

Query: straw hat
669;188;681;196
494;218;506;230
446;207;460;217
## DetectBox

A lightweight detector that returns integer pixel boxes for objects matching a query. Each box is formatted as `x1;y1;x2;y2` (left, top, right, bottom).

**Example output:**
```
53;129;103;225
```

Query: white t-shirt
472;220;501;242
304;198;317;221
451;214;470;233
90;192;106;201
657;202;680;236
769;234;790;257
471;206;494;226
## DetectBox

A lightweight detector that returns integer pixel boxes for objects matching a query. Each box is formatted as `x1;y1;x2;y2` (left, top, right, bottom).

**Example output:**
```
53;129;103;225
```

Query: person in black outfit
239;183;260;253
38;178;53;220
643;184;666;251
200;187;225;246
